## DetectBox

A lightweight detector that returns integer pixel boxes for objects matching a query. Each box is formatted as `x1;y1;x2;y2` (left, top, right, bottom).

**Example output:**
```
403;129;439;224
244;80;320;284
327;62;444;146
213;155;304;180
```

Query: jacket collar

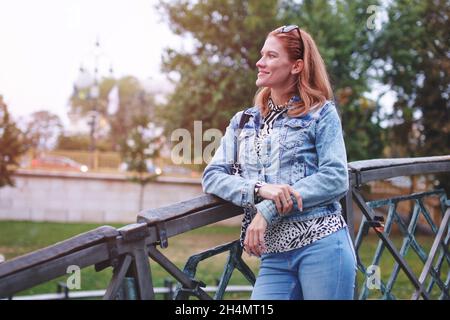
243;106;260;116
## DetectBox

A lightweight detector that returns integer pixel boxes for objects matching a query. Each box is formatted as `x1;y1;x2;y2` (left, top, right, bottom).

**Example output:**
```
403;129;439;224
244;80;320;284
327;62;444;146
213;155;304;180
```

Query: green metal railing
346;156;449;300
173;240;255;300
354;190;449;299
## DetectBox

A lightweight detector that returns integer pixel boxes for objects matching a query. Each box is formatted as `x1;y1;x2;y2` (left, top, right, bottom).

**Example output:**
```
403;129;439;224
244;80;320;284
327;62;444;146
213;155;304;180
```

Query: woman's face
255;36;296;89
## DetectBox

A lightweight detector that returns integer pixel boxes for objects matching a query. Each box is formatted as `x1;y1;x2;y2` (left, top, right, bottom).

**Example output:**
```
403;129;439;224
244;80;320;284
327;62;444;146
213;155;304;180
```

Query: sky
0;0;181;126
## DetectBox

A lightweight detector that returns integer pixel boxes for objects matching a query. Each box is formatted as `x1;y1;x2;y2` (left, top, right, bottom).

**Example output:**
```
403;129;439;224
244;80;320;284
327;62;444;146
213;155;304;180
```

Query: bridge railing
345;156;449;299
0;155;449;300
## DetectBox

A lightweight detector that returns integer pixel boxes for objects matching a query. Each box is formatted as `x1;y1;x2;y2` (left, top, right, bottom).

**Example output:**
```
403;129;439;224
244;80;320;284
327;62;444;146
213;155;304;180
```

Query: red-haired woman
202;25;356;299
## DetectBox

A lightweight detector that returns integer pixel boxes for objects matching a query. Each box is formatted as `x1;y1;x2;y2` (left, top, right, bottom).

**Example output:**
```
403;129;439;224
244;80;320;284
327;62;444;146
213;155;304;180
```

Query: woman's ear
291;59;304;75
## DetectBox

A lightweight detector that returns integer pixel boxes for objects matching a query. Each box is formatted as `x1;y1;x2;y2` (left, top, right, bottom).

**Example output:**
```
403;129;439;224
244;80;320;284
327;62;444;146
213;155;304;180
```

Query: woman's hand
244;212;268;257
258;184;303;215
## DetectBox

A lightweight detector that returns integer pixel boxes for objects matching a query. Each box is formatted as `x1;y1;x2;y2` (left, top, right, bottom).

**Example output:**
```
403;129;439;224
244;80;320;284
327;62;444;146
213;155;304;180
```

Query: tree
157;0;280;140
280;0;386;161
25;110;63;154
70;76;158;151
371;0;450;191
0;95;28;187
158;0;386;163
120;115;165;211
372;0;449;156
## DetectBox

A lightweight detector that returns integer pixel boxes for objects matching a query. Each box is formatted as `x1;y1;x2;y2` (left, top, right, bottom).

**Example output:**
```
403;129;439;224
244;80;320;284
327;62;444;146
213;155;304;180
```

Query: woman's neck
270;89;295;106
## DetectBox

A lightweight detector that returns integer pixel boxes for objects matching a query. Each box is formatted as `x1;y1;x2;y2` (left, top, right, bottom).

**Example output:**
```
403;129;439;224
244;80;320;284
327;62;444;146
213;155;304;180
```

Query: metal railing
0;155;449;300
345;156;449;299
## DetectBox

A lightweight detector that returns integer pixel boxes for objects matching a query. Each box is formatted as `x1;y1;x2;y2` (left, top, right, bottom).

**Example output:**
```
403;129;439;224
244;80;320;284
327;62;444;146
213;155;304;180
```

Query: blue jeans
251;227;357;300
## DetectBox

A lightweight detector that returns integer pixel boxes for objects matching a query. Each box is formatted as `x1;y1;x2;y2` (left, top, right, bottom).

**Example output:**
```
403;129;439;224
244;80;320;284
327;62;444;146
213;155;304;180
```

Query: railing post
164;278;174;300
341;190;355;244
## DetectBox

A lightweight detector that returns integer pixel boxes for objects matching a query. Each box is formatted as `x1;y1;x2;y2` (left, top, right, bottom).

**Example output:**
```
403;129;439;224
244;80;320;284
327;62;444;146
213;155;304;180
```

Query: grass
0;221;447;300
354;230;448;300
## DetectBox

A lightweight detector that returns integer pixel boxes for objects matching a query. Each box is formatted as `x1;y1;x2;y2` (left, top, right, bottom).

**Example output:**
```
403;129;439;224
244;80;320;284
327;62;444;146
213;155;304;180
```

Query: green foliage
0;96;28;188
372;0;449;155
119;115;165;210
157;0;386;162
70;76;157;151
156;0;280;137
282;0;386;161
371;0;450;189
25;110;63;151
119;115;164;183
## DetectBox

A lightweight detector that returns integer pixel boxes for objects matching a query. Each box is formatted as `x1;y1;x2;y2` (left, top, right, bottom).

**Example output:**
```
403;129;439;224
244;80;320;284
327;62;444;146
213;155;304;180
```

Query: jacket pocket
291;161;306;184
279;118;314;149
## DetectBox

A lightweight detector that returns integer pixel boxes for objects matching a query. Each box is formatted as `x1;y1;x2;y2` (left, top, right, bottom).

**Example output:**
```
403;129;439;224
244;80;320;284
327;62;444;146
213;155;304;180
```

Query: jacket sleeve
202;112;258;209
255;102;349;225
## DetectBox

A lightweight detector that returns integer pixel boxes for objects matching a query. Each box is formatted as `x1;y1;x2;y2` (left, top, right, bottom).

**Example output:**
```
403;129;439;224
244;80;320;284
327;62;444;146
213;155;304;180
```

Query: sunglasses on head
279;25;299;33
278;25;304;57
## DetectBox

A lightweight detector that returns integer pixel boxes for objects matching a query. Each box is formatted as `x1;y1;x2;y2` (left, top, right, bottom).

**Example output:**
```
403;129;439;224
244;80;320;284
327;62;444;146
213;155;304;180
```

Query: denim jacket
202;100;349;226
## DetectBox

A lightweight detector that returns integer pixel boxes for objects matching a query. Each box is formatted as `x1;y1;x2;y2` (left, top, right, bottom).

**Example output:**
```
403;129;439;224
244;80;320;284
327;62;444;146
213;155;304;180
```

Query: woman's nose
256;57;265;69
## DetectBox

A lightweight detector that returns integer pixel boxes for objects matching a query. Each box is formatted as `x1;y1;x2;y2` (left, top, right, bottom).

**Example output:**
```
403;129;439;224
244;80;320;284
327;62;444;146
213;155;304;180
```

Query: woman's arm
202;111;259;209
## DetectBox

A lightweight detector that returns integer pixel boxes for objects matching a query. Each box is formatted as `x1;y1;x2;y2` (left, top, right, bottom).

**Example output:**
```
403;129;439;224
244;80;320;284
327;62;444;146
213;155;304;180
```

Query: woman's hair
254;26;333;117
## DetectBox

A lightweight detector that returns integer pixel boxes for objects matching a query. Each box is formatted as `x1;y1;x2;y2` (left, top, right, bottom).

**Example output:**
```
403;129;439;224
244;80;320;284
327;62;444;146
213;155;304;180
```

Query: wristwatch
254;181;265;203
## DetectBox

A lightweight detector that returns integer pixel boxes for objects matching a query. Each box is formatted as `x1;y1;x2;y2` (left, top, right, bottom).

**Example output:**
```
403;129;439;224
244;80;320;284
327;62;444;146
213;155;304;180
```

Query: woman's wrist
254;181;266;203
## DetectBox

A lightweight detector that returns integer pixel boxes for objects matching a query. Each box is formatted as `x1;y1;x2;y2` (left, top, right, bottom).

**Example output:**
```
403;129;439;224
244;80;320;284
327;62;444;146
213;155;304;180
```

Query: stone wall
0;169;207;224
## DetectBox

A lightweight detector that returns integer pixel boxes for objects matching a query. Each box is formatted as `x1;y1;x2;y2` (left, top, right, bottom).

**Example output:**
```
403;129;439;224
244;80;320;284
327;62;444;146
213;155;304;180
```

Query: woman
202;25;356;300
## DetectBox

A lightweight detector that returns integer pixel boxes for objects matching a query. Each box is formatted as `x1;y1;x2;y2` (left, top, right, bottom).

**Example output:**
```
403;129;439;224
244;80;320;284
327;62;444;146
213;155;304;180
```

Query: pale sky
0;0;181;126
